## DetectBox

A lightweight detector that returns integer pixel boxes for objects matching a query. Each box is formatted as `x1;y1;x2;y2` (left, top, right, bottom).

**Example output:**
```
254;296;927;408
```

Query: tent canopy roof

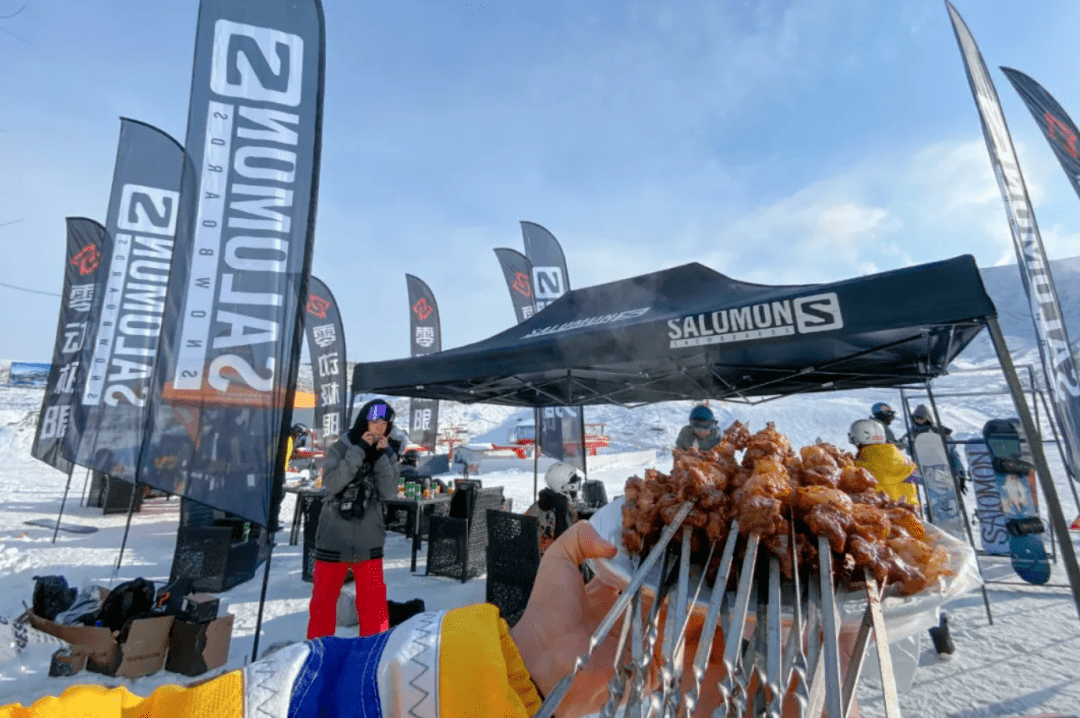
351;255;996;407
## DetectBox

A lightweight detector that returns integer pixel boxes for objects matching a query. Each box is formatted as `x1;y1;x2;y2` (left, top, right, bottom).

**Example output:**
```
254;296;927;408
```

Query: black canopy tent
352;253;1080;619
352;256;992;406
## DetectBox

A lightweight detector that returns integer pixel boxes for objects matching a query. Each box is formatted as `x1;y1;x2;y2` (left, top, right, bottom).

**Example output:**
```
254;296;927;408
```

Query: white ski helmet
545;461;584;495
849;419;887;447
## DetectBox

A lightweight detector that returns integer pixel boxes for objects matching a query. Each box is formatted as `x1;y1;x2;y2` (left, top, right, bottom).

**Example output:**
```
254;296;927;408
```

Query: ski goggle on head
366;403;389;422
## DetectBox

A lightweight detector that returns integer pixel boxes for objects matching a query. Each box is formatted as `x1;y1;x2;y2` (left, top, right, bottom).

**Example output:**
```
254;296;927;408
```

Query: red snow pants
307;558;389;639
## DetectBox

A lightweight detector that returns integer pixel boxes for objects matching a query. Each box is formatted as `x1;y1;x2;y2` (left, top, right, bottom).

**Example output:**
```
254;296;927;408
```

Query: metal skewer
714;531;761;718
840;598;874;717
626;539;677;718
626;573;648;718
661;534;718;718
638;547;680;718
534;501;694;718
816;534;845;718
656;526;693;716
781;517;809;714
599;555;641;718
685;521;740;717
765;555;783;718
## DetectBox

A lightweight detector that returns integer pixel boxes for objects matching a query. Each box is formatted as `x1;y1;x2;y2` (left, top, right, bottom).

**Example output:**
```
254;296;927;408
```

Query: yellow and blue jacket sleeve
0;605;542;718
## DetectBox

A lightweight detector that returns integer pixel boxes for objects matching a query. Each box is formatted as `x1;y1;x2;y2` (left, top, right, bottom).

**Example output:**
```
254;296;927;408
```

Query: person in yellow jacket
0;521;627;718
849;418;920;509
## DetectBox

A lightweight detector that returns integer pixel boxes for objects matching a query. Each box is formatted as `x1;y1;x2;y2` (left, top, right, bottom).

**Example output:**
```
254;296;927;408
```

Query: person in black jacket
903;404;968;495
870;401;905;450
307;399;400;639
525;462;582;555
674;405;721;452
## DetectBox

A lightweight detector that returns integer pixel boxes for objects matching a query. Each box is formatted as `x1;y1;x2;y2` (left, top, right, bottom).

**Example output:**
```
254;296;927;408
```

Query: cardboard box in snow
166;613;234;676
25;588;174;679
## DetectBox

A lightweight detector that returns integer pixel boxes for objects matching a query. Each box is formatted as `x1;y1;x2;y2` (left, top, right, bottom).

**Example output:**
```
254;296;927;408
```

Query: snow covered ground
2;258;1080;715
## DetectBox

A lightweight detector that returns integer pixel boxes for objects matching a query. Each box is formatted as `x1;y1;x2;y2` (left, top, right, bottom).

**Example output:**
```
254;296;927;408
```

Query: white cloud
1040;223;1080;259
696;137;1079;284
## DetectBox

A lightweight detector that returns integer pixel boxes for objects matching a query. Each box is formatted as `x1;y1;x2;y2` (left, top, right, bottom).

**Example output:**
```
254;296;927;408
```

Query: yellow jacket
0;605;542;718
856;443;919;508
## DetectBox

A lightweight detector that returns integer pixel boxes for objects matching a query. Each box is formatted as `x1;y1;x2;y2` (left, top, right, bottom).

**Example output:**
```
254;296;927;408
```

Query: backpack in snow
98;578;155;633
32;575;77;621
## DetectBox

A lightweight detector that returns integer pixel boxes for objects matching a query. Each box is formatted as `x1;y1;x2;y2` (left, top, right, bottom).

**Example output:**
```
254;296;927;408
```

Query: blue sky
3;0;1080;364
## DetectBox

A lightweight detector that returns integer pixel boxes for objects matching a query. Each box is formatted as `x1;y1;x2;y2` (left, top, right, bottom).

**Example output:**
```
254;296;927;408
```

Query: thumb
556;520;618;566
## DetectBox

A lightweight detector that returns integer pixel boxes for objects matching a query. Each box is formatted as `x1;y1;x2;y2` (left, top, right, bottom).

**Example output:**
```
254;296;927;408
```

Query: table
283;483;325;546
383;495;453;571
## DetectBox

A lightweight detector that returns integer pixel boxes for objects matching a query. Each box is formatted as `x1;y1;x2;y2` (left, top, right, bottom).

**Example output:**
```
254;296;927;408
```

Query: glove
363;443;386;465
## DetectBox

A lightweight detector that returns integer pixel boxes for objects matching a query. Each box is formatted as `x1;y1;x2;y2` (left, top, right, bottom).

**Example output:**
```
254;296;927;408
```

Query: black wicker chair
485;510;540;627
581;479;608;509
301;494;355;585
169;498;266;592
101;476;143;515
426;485;503;583
86;471;106;508
301;494;325;583
384;503;412;536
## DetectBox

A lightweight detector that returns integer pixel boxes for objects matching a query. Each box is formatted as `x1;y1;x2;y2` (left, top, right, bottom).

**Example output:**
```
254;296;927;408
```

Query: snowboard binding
990;455;1034;476
1005;516;1045;537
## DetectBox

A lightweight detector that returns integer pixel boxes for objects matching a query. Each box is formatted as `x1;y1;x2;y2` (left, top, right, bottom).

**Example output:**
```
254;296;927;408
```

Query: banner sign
405;274;441;451
493;247;536;324
1002;68;1080;205
62;119;185;481
520;221;586;470
948;3;1080;481
303;275;347;444
520;221;570;312
9;363;51;387
32;218;108;473
137;0;326;526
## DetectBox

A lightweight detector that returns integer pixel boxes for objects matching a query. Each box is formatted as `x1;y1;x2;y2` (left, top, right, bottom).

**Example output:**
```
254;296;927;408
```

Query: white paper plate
587;496;982;642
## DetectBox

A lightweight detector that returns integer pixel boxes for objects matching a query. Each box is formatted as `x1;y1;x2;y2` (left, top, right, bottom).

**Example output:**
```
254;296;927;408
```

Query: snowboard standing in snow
964;440;1010;555
913;432;967;540
983;419;1051;585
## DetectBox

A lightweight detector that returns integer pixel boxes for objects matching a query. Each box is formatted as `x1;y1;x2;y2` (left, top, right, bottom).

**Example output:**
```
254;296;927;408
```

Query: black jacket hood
349;399;396;444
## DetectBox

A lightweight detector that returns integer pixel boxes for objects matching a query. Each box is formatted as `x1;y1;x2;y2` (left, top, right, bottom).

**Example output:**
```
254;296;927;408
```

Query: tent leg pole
251;534;275;662
987;316;1080;620
899;388;915;456
925;380;993;625
533;407;540;503
580;407;587;478
52;465;76;545
78;466;92;508
113;480;140;579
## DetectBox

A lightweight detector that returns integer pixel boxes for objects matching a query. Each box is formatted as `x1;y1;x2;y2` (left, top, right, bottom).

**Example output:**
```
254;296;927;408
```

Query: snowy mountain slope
957;255;1080;366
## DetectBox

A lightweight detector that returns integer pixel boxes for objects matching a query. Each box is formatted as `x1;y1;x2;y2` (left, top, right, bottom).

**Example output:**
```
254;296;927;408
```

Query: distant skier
851;419;956;657
675;405;721;452
849;419;921;509
903;404;967;495
869;401;905;449
525;462;582;555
